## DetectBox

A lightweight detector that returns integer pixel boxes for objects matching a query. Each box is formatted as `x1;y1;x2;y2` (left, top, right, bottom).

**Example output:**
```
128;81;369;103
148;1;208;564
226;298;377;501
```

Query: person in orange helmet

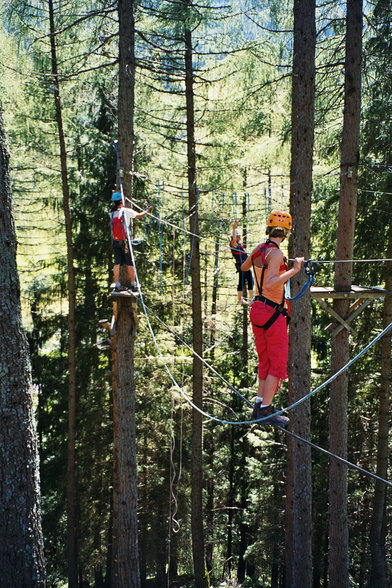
241;210;304;426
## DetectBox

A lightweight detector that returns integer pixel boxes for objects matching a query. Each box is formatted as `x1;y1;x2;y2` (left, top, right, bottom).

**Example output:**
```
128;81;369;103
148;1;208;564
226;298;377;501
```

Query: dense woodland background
1;0;392;586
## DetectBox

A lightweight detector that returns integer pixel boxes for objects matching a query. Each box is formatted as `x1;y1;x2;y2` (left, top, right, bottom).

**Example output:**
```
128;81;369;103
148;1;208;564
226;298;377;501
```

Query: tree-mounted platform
110;290;139;298
310;285;392;337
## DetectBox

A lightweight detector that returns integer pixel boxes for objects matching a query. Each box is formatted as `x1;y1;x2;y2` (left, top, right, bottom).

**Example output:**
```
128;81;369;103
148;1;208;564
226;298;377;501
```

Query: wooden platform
311;285;390;300
110;290;139;298
310;285;391;336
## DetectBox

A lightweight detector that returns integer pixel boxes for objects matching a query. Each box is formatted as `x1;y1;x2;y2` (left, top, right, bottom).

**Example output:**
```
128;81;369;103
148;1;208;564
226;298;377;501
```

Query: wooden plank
110;290;139;298
326;298;365;330
330;298;373;337
311;285;389;300
317;299;357;336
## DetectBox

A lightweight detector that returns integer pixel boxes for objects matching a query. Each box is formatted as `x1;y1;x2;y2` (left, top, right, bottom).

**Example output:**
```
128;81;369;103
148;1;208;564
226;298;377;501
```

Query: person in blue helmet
110;191;152;293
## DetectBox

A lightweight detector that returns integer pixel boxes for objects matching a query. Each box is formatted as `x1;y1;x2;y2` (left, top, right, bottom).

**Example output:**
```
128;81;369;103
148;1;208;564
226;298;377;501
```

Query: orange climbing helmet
267;210;292;230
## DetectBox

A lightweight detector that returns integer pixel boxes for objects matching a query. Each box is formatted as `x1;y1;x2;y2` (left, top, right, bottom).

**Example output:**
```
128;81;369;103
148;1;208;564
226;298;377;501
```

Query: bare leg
127;265;136;282
113;264;120;283
257;374;279;405
257;378;265;399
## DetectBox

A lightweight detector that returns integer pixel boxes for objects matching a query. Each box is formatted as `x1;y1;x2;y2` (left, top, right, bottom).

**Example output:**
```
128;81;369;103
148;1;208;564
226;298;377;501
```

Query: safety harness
230;240;248;271
251;239;290;331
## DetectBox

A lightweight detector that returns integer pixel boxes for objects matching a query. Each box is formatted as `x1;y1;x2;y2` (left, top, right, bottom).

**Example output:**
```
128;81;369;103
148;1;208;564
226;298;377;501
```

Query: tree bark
0;106;46;586
48;1;78;584
113;301;140;587
112;0;140;586
184;3;206;585
329;1;362;586
287;0;315;586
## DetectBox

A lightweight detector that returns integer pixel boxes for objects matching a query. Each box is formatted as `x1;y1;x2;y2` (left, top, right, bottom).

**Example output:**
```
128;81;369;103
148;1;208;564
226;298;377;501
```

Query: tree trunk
111;1;140;586
205;215;219;578
48;1;78;584
237;192;250;584
184;4;206;585
0;106;46;586
368;224;392;586
287;0;315;586
241;192;249;372
329;2;362;586
113;300;140;587
117;0;135;204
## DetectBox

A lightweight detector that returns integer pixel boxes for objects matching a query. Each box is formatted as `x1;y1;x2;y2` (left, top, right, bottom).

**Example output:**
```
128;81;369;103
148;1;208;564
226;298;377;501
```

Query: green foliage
2;0;392;585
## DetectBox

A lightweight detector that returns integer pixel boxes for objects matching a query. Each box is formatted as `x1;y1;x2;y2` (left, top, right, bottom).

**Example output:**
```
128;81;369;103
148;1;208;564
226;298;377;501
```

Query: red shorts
250;301;288;381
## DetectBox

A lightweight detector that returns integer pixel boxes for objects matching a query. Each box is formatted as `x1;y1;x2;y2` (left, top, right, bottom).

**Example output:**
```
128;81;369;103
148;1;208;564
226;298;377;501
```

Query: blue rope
138;297;392;488
120;183;392;486
286;260;317;301
113;144;391;486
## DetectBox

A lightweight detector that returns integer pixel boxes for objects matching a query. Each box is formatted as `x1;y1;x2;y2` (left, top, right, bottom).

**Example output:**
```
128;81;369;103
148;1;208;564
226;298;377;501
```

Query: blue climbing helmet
112;191;122;202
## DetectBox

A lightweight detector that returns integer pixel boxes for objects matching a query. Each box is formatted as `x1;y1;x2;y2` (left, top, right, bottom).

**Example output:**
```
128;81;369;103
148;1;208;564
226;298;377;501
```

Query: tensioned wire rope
115;146;392;488
134;263;392;488
129;199;392;266
130;257;392;488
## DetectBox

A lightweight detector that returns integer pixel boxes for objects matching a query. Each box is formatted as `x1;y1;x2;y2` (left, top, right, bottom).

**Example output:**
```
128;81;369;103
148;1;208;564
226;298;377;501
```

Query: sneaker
252;401;261;419
113;284;128;293
130;282;139;294
255;404;289;427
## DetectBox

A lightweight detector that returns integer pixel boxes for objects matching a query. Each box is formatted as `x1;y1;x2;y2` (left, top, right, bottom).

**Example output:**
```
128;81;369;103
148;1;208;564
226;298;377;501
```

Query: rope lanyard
138;295;392;488
285;260;318;301
114;144;392;489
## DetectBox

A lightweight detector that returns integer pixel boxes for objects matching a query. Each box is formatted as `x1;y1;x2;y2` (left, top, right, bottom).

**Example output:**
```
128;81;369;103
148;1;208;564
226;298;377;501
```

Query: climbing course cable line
134;260;392;488
275;425;392;488
139;281;392;488
290;257;392;264
144;300;392;423
114;145;392;489
144;303;253;407
130;200;392;266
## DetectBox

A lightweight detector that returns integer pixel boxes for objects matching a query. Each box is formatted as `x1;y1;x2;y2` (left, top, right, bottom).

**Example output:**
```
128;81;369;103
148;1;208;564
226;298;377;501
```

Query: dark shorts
237;269;254;292
113;240;133;266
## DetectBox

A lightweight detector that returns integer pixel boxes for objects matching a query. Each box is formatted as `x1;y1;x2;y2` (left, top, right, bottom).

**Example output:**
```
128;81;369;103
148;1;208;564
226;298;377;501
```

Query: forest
0;0;392;586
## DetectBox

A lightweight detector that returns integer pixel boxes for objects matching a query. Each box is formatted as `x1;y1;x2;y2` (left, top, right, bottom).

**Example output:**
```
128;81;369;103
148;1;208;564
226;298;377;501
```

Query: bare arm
134;205;152;219
241;245;260;271
264;250;304;288
230;219;238;248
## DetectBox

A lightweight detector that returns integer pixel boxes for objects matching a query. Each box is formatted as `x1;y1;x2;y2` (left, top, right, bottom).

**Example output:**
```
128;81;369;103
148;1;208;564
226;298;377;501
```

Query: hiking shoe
113;284;128;292
130;282;139;294
255;405;289;427
252;401;261;420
